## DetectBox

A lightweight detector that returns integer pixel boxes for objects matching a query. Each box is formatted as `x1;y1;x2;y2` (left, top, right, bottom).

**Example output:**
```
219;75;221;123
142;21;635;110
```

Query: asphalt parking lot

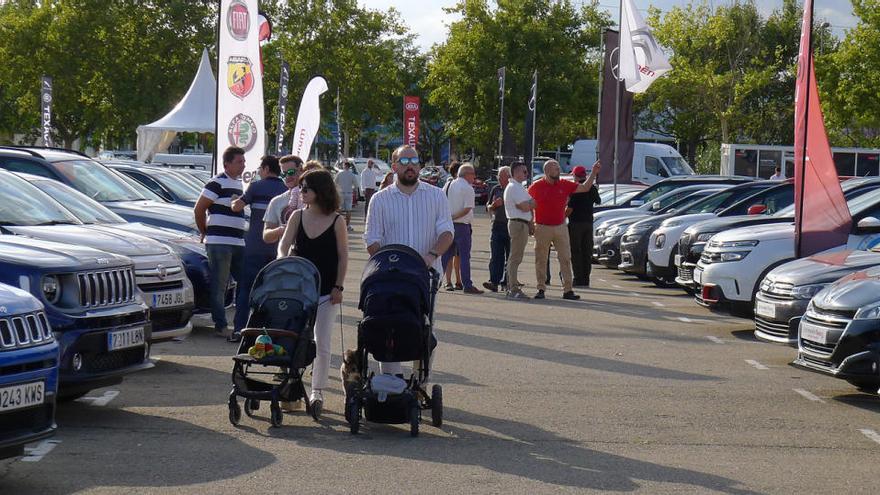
2;211;879;494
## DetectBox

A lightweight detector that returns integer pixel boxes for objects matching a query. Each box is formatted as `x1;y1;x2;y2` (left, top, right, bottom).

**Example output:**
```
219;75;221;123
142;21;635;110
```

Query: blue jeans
206;244;244;331
442;223;474;289
489;221;510;285
234;250;276;332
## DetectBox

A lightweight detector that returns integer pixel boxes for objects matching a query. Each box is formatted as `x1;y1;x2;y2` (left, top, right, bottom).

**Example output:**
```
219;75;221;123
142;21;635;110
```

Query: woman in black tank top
277;170;348;416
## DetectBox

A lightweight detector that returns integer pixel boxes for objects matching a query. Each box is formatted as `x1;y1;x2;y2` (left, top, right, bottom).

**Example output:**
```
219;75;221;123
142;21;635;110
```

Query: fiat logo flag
403;96;420;149
216;0;266;187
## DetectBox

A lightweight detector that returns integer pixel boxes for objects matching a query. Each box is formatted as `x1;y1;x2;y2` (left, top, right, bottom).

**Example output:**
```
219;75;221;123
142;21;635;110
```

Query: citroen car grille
677;266;694;282
759;280;794;301
799;310;852;358
77;269;136;308
754;316;791;339
0;312;53;349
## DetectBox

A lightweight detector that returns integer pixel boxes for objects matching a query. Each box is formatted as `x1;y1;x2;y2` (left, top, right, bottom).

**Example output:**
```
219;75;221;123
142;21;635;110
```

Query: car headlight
606;226;621;236
855;301;880;320
595;227;607;237
663;219;682;228
655;233;666;249
629;223;653;233
790;283;828;300
696;232;717;242
717;240;759;248
719;251;750;262
42;275;61;304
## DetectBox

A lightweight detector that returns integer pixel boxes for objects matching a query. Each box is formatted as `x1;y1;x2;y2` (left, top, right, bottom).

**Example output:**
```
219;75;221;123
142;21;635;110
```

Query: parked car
619;181;779;281
754;249;880;345
106;162;203;207
598;184;647;206
794;266;880;393
419;166;449;187
20;174;235;318
594;175;754;212
472;176;490;205
0;236;150;400
0;147;198;234
0;170;194;342
0;282;59;460
695;186;880;315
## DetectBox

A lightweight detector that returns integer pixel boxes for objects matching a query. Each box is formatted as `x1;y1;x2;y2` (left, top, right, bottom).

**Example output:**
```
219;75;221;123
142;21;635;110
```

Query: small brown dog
340;349;362;401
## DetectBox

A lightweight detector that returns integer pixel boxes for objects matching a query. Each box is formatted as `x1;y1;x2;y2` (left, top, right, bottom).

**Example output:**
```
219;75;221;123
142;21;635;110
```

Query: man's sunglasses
281;169;299;178
396;157;421;166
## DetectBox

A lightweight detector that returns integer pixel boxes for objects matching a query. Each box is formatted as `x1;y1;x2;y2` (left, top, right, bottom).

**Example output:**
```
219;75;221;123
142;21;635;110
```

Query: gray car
754;249;880;345
794;265;880;393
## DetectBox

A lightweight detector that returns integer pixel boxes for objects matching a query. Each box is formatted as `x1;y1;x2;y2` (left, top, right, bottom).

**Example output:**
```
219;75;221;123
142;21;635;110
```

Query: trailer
720;143;880;179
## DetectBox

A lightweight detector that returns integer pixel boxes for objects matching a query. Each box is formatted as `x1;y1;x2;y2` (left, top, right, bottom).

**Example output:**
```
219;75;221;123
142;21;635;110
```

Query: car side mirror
651;201;661;211
857;216;880;233
747;204;767;215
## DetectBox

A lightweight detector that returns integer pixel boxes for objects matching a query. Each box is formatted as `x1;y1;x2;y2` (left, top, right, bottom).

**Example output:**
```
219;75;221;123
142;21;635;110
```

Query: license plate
800;321;828;344
150;289;185;308
0;381;44;412
693;268;702;284
108;327;145;351
755;300;776;319
674;254;682;267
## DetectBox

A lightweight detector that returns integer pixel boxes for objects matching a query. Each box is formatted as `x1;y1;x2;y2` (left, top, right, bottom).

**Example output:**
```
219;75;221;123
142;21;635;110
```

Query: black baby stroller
346;244;442;437
228;256;320;427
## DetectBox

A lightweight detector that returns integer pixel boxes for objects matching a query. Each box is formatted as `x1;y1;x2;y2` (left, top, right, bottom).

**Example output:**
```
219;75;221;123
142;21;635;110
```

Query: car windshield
662;156;695;175
658;192;712;214
112;170;169;202
635;183;679;203
151;170;202;200
30;179;126;225
167;170;206;191
600;189;642;205
53;159;151;201
0;174;81;226
773;184;880;218
681;190;737;214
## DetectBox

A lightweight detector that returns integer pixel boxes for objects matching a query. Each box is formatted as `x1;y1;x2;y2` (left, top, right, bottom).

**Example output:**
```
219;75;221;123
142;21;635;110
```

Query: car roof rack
0;146;45;159
17;146;90;158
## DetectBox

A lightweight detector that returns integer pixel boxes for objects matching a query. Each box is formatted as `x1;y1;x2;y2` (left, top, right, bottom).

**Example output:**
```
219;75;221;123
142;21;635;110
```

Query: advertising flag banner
598;29;635;185
619;0;672;93
216;0;266;186
275;61;290;154
794;0;851;258
289;76;328;160
403;96;420;149
40;76;53;147
523;71;537;175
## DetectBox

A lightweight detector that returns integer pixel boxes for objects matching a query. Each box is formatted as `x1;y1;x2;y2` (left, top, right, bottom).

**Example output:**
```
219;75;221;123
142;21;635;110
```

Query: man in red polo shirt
528;159;600;300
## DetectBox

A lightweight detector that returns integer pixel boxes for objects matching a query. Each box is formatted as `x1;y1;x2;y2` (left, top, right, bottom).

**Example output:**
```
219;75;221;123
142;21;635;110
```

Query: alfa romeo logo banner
216;0;265;186
41;76;53;147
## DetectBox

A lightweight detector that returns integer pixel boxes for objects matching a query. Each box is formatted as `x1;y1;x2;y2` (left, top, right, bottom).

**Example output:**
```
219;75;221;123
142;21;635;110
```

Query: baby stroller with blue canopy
227;257;320;428
346;244;442;437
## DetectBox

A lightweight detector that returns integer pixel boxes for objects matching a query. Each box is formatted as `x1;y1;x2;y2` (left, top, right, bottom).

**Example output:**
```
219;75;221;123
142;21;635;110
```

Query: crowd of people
194;144;600;412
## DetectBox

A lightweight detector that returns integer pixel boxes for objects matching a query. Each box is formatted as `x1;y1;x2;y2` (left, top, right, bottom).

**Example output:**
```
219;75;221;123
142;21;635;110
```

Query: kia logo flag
290;76;329;160
216;0;266;186
403;96;420;149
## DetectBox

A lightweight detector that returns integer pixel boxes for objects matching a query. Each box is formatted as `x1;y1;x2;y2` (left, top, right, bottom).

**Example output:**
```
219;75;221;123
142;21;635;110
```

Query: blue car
0;236;151;400
106;162;203;208
0;283;59;459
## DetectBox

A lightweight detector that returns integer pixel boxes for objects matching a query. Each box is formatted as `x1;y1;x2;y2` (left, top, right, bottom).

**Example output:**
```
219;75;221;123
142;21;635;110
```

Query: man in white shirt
769;167;784;180
360;159;380;214
364;144;453;376
504;162;536;299
263;155;303;244
440;163;482;294
334;161;358;231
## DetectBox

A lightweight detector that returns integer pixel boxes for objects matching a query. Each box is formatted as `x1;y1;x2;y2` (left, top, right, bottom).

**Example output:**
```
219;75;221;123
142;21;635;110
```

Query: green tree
426;0;611;161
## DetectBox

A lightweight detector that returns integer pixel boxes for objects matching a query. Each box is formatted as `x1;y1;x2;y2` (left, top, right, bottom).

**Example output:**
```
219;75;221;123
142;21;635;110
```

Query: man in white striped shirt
194;146;247;339
364;144;453;375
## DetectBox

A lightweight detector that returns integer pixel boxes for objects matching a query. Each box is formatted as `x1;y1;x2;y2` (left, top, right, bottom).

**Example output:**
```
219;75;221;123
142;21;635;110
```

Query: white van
570;140;694;184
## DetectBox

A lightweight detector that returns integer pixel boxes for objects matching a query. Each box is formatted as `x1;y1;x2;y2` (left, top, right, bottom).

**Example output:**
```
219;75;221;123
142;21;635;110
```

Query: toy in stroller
228;257;320;427
346;244;442;437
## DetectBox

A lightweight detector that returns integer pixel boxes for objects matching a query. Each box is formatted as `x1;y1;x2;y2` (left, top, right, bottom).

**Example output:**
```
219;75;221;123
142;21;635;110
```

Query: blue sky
360;0;859;52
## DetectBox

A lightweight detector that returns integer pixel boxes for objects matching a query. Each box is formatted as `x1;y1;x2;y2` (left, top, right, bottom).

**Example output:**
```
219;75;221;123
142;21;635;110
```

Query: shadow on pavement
116;360;232;407
831;393;880;413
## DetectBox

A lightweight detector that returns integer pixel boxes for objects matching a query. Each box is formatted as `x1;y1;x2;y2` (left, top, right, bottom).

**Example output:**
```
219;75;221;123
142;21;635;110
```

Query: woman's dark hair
299;169;340;213
448;161;462;178
260;155;281;175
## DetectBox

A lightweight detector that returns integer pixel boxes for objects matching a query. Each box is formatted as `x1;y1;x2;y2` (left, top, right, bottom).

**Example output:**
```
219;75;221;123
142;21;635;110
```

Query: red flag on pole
794;0;851;258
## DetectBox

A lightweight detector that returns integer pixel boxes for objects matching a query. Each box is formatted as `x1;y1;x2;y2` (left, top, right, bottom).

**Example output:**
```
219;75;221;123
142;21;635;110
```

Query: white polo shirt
504;180;532;221
445;177;475;224
360;167;380;191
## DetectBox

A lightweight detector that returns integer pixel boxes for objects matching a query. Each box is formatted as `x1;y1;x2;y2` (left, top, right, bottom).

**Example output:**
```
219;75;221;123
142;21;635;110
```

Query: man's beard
399;173;418;186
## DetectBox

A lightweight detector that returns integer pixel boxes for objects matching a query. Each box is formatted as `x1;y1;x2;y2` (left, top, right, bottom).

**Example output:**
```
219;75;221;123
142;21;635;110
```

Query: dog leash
339;302;345;353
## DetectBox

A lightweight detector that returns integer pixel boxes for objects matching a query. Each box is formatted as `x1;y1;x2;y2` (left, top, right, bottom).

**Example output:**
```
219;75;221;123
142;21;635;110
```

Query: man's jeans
489;221;510;285
233;250;275;332
441;223;474;289
207;243;244;331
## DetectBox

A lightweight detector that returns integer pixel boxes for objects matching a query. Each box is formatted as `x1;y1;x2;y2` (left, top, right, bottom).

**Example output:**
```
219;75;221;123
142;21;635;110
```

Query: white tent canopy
136;48;216;162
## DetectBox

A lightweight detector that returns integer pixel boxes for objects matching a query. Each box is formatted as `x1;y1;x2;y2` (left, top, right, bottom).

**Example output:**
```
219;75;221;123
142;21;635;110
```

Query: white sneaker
309;389;323;403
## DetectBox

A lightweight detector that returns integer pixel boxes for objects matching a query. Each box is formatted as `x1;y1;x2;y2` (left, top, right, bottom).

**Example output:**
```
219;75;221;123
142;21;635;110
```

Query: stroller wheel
244;399;259;418
228;400;242;426
409;402;420;437
347;396;361;435
270;402;283;427
431;384;443;428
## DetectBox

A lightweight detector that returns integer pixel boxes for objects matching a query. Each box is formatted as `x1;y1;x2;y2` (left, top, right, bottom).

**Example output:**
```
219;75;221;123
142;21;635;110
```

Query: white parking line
652;301;665;307
706;336;724;344
76;390;119;407
21;439;61;462
598;278;607;283
859;429;880;446
793;388;825;403
612;284;622;289
678;317;693;323
745;359;769;370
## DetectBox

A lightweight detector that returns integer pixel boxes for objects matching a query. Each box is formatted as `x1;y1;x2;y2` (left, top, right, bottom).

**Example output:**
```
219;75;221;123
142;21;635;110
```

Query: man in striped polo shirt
194;146;247;340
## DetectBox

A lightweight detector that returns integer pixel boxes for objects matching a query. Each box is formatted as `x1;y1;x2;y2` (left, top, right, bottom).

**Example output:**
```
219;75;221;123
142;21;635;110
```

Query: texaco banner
41;76;53;147
216;0;265;185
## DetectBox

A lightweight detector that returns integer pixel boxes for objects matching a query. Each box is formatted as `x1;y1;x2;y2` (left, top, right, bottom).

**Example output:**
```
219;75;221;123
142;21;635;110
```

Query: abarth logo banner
227;56;254;100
